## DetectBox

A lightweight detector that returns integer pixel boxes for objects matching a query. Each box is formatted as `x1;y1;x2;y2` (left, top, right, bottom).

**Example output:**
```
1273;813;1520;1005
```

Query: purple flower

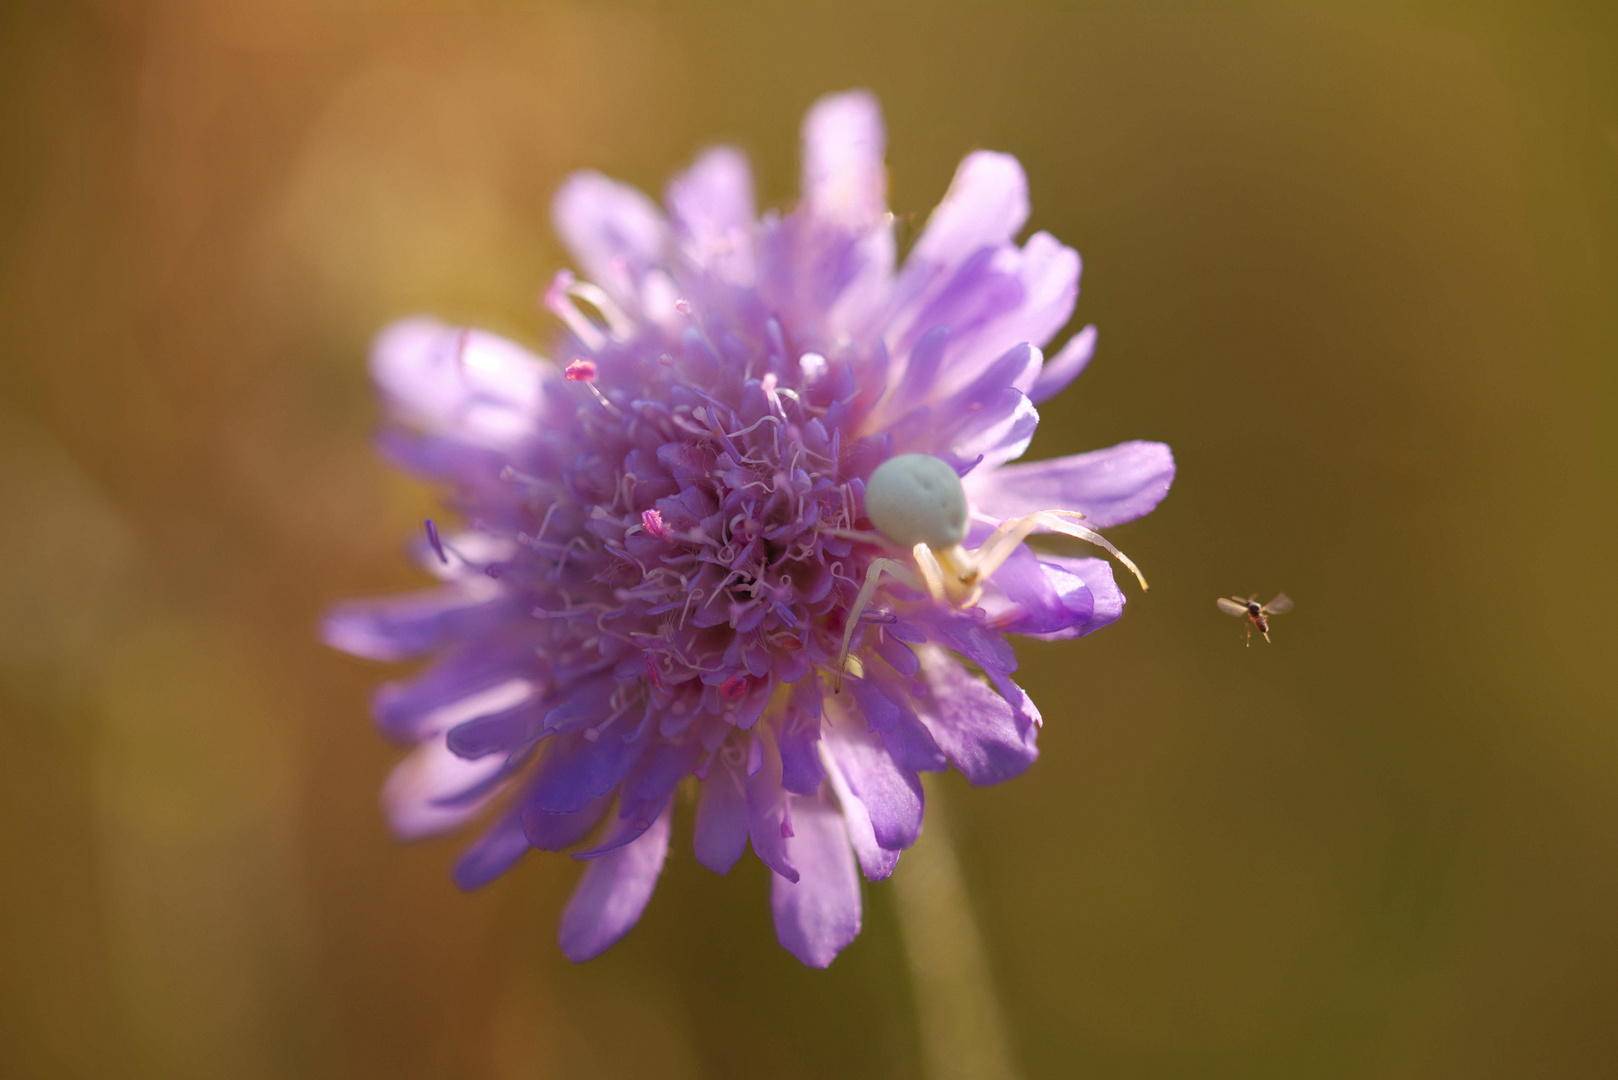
324;91;1174;967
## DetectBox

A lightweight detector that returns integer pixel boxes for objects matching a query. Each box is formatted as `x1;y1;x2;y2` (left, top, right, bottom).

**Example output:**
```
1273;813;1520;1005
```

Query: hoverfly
1217;593;1293;645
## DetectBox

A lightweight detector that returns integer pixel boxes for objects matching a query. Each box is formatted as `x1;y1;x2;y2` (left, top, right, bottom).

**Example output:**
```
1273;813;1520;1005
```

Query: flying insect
1217;592;1293;645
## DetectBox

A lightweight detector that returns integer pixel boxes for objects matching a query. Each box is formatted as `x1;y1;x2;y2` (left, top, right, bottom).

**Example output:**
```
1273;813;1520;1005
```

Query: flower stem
892;778;1021;1080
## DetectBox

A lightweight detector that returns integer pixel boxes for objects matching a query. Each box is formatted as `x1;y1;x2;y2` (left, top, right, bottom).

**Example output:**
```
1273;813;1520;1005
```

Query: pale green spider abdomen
864;453;970;551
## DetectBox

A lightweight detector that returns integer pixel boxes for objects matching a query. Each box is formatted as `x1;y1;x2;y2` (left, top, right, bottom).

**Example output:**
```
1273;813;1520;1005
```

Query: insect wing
1217;597;1249;618
1263;593;1294;615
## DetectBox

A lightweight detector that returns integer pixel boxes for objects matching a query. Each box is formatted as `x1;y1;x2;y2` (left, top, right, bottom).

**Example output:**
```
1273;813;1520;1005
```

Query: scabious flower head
324;91;1174;967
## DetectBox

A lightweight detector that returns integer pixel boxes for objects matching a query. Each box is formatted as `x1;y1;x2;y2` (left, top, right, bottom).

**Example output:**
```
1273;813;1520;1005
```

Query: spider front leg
954;512;1064;607
836;551;935;692
964;509;1150;600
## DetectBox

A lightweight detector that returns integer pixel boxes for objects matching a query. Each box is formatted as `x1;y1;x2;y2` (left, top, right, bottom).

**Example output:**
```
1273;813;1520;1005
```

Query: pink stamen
565;358;598;383
720;675;748;701
641;508;670;541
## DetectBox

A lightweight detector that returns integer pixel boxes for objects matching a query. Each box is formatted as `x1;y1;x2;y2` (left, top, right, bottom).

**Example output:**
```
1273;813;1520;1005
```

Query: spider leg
962;509;1149;599
911;542;948;603
1028;511;1150;591
836;556;925;691
964;513;1054;592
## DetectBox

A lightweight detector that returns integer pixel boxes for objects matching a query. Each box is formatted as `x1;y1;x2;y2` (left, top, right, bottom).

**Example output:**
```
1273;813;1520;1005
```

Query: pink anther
641;508;670;541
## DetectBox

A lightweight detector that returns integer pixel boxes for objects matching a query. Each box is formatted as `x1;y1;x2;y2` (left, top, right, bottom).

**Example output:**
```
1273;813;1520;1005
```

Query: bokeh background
3;1;1615;1077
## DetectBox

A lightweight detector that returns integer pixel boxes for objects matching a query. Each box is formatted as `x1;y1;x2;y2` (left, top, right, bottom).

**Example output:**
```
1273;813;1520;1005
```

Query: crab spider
834;453;1149;689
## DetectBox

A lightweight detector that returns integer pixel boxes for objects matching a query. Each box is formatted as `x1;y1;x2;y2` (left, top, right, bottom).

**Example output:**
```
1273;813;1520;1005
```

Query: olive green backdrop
2;1;1614;1077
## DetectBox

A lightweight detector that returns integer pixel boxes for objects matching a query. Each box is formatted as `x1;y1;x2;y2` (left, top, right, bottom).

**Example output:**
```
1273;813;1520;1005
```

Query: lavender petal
558;803;672;962
914;647;1040;786
770;793;862;968
969;439;1176;528
800;90;887;229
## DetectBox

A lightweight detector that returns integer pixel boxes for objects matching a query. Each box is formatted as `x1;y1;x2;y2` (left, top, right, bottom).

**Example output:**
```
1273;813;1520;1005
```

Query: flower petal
452;809;532;891
521;795;611;852
876;325;951;425
746;738;799;883
880;153;1029;352
770;793;862;968
777;720;827;796
975;540;1096;637
942;387;1040;473
1023;556;1125;640
371;645;540;742
527;730;646;815
933;232;1080;395
370;318;549;448
995;231;1081;354
907;151;1030;273
321;584;505;663
848;671;947;774
445;695;544;759
969;440;1175;528
923;614;1044;745
822;703;924;851
820;743;900;881
694;758;750;874
913;647;1040;786
552;170;670;307
1027;325;1097;405
665;146;756;265
382;732;506;840
930;342;1043;425
558;802;672;962
574;794;673;859
891;246;1025;368
801;90;887;228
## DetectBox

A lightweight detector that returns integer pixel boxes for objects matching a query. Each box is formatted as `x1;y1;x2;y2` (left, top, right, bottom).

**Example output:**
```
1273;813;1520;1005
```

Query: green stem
891;778;1021;1080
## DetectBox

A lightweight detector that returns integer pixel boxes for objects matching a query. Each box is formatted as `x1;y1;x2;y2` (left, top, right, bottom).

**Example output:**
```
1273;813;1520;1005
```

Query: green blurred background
3;1;1615;1077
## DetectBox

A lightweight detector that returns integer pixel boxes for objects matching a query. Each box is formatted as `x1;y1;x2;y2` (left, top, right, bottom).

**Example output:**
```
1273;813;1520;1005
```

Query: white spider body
864;453;970;550
835;452;1149;687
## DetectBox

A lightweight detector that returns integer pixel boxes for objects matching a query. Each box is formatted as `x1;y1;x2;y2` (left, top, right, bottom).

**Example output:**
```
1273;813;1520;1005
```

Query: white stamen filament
564;279;635;339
